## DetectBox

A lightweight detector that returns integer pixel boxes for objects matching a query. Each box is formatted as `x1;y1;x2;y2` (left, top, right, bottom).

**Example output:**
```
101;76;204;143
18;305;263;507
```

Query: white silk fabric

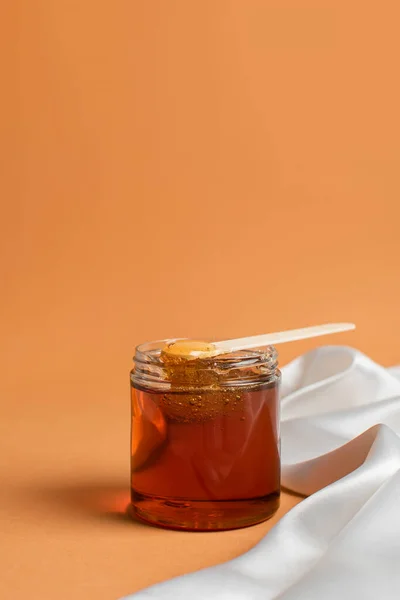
123;346;400;599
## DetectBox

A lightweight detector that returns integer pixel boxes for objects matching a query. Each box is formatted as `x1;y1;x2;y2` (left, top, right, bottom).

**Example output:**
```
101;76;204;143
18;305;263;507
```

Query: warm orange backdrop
2;2;400;598
4;0;400;393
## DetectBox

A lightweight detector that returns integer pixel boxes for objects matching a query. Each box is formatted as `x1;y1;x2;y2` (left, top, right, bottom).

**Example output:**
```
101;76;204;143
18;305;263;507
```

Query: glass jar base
131;490;280;531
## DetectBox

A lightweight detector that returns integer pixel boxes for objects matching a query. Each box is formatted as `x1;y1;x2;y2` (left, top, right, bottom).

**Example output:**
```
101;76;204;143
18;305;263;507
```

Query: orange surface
2;1;400;598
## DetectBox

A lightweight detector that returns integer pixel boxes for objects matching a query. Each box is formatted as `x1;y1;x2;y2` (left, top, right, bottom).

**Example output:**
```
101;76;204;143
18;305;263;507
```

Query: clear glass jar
130;340;281;531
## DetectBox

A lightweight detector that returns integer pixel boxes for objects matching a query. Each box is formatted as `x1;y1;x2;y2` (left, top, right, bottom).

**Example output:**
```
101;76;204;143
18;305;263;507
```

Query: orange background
2;1;400;599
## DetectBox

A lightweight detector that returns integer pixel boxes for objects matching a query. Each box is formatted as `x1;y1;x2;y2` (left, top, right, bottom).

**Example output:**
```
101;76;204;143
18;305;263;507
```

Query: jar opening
132;339;279;392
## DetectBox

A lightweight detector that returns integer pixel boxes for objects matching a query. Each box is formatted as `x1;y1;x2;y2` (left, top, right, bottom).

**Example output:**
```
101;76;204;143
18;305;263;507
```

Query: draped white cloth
123;347;400;599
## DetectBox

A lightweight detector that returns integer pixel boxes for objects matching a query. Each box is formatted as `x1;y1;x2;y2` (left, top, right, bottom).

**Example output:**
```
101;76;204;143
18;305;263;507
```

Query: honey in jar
130;339;280;531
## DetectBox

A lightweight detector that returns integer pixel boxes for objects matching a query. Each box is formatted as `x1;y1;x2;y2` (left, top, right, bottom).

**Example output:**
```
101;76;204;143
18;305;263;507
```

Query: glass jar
130;340;281;531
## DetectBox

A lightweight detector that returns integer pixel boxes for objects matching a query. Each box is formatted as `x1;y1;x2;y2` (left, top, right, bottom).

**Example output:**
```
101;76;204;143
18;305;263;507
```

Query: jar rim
134;338;277;361
132;339;279;391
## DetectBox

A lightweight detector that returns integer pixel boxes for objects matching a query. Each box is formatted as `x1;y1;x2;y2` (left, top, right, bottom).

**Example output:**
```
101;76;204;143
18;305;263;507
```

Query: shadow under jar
130;340;281;531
